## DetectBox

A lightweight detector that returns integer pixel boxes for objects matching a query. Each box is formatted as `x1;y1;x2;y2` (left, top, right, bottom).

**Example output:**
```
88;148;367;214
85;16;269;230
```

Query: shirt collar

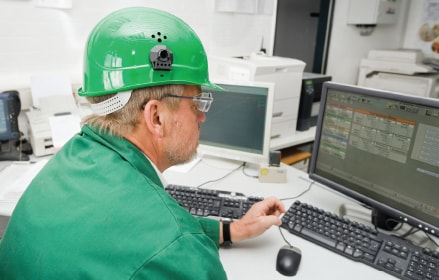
144;155;169;188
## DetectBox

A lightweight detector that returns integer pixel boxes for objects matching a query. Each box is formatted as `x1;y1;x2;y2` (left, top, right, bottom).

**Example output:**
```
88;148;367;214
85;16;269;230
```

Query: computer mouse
276;245;302;276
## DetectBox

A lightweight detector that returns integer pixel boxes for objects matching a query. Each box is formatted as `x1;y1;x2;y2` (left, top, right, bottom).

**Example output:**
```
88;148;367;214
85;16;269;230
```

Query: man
0;7;285;279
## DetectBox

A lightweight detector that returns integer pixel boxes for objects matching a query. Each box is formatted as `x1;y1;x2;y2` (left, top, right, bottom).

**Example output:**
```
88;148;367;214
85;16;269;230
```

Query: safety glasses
162;92;213;112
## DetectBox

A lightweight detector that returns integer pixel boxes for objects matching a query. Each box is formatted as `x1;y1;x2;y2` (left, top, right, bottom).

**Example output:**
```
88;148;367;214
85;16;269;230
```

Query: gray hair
82;85;185;137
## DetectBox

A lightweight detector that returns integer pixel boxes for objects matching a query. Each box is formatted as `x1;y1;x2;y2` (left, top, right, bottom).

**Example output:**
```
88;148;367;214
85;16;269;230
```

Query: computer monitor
309;82;439;237
0;91;21;141
198;81;274;165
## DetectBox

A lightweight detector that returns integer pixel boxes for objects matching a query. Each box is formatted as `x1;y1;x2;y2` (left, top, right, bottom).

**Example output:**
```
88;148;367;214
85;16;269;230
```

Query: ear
143;100;164;137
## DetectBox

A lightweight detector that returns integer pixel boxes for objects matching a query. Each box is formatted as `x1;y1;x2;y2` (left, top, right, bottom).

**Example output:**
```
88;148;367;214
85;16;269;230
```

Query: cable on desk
425;231;439;248
277;180;315;247
194;162;244;189
278;226;293;247
392;225;438;249
279;180;314;202
399;226;420;239
242;162;258;179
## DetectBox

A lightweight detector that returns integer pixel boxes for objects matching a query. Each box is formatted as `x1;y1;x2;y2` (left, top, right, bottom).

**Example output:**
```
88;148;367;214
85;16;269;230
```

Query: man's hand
224;196;286;243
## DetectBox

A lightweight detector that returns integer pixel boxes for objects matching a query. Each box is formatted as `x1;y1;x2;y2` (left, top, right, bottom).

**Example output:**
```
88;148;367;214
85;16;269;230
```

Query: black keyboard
165;184;264;219
281;201;439;280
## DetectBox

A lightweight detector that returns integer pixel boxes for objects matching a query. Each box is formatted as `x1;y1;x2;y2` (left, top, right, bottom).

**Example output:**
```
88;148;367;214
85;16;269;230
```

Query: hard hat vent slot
151;32;167;43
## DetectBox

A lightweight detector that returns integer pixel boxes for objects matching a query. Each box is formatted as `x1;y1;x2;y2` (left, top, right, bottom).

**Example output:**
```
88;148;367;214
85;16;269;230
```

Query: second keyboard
165;184;264;219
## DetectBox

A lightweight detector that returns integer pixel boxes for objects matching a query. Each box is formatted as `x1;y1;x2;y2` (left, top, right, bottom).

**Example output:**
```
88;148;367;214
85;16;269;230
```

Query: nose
198;110;206;123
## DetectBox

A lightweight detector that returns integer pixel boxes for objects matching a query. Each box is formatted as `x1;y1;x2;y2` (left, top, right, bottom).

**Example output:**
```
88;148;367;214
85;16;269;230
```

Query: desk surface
163;158;397;280
0;156;413;279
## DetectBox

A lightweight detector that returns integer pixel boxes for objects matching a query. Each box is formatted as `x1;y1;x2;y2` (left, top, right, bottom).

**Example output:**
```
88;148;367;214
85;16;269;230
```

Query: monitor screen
0;99;8;137
198;81;274;165
309;82;439;237
0;92;20;141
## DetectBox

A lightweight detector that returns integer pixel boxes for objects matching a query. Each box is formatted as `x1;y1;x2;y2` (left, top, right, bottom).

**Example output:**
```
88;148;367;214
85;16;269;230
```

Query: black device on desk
0;90;29;161
296;72;331;131
282;82;439;280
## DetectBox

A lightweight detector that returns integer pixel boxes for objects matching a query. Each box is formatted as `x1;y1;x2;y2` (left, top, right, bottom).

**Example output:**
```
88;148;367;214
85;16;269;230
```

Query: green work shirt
0;125;227;279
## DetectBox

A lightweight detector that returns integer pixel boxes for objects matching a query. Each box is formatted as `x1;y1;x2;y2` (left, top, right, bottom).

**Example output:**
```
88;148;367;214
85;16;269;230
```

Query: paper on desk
0;160;48;202
48;114;81;151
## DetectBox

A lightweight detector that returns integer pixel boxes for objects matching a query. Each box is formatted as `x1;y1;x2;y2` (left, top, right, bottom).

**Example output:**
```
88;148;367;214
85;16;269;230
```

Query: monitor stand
339;203;400;231
0;140;29;161
371;208;400;231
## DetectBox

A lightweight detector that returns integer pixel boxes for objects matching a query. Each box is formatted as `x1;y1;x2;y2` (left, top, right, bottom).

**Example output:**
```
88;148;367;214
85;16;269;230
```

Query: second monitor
198;81;275;165
309;81;439;236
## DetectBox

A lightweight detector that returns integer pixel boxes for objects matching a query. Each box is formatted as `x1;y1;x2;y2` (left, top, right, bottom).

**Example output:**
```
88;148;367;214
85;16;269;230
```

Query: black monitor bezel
309;81;439;237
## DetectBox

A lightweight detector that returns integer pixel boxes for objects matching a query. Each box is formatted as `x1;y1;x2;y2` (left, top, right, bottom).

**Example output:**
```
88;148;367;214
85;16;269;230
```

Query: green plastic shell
78;7;221;97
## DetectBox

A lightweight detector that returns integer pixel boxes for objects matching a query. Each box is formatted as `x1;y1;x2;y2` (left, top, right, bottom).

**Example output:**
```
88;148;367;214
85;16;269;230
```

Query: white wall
402;0;439;58
325;0;410;84
403;0;427;49
0;0;420;94
0;0;276;92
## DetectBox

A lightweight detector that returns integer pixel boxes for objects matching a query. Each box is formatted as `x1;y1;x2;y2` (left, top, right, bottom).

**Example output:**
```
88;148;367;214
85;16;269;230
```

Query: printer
26;95;85;157
357;49;439;98
297;72;331;131
208;54;306;142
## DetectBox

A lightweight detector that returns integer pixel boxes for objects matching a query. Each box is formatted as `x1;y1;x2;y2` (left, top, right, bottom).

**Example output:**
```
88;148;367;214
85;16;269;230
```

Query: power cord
395;225;439;249
425;232;439;248
242;162;258;179
279;180;314;202
392;225;438;249
195;162;244;189
399;226;420;239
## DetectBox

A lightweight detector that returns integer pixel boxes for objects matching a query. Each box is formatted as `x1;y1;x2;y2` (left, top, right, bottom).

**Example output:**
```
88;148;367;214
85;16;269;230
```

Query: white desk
0;156;426;279
163;159;397;280
0;158;49;216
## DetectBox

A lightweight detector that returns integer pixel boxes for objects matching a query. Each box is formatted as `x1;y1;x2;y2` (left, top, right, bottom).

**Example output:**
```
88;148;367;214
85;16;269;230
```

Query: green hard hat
78;7;221;97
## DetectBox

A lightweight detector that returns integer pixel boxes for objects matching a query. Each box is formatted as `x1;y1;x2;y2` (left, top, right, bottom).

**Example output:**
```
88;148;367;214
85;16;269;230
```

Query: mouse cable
277;180;315;248
195;162;244;189
278;227;293;247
